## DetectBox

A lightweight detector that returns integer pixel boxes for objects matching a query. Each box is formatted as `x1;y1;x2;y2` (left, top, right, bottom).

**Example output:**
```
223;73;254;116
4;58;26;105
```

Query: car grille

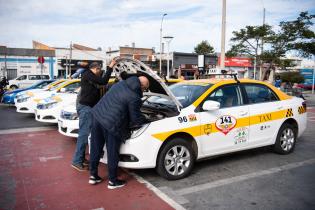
37;104;45;109
61;127;67;133
61;111;75;120
70;129;79;134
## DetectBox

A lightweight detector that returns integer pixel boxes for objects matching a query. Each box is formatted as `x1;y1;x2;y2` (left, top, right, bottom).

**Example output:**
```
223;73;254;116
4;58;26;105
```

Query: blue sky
0;0;314;53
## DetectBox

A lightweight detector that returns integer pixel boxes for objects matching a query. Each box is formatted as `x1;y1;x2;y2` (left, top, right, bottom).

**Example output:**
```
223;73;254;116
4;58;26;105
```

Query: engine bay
141;105;179;122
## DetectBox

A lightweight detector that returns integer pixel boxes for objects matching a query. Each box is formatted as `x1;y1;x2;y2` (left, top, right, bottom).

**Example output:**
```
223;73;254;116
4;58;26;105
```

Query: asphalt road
1;98;315;210
0;104;55;130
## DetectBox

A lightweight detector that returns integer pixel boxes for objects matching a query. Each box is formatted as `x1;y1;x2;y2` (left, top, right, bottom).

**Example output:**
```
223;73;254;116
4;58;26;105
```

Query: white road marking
175;158;315;196
39;155;63;162
0;126;55;135
129;172;186;210
91;208;105;210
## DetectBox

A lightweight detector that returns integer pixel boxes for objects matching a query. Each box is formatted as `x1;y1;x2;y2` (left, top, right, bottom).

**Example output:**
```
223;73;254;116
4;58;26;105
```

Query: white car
95;58;307;180
15;79;80;114
58;103;79;138
9;74;50;89
34;90;78;123
14;79;66;103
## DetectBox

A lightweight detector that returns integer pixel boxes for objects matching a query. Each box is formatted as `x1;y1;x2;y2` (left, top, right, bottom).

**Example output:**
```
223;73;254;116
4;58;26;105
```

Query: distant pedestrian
70;61;89;79
71;60;116;171
275;75;282;89
89;76;149;189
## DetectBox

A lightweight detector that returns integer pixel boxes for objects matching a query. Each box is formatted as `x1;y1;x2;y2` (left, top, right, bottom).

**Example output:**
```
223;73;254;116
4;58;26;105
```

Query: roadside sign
38;56;45;64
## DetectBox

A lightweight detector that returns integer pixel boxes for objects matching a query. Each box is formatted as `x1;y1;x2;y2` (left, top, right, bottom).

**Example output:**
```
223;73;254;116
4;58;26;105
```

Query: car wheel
10;85;18;90
273;123;297;155
156;138;195;180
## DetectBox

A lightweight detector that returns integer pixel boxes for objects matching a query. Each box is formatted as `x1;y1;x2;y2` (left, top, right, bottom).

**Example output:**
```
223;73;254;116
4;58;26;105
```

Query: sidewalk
303;93;315;107
0;130;175;210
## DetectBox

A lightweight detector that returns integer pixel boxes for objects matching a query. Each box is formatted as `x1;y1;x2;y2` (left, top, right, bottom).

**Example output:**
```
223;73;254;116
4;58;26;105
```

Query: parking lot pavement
134;107;315;210
0;130;176;210
0;105;55;130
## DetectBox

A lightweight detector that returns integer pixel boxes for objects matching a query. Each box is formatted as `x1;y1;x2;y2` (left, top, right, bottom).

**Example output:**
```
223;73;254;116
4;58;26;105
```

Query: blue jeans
90;117;122;182
72;103;92;166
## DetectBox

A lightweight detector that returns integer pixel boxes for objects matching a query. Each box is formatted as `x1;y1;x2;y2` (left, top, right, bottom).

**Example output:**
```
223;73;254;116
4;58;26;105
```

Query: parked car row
2;58;308;180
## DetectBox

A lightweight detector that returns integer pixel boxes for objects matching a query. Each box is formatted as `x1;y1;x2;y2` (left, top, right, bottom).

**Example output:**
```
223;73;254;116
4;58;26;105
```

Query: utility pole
220;0;226;70
69;42;72;77
160;13;167;75
259;8;266;80
4;47;7;78
65;56;68;79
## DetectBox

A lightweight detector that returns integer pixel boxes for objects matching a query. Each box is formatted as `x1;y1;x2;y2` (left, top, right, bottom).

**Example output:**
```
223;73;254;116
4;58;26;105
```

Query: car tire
156;138;195;180
273;123;297;155
10;85;18;90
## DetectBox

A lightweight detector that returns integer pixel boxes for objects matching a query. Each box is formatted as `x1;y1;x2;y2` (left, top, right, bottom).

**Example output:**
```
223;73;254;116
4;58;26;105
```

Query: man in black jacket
71;61;115;171
88;76;149;189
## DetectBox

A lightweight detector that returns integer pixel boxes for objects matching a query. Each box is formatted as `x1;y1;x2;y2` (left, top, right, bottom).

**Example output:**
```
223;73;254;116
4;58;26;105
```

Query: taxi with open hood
94;58;307;180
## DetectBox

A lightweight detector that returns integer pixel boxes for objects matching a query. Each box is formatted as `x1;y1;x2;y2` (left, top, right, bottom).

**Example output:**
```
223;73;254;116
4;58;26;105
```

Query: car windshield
49;81;68;91
30;81;51;89
145;83;212;108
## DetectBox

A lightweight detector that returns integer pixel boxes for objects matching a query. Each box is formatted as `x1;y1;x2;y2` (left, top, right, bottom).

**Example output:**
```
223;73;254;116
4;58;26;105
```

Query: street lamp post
160;13;167;75
163;36;174;79
220;0;226;70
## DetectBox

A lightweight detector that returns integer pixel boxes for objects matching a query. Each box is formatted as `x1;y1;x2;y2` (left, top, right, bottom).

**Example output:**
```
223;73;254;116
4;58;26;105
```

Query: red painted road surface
307;107;315;122
0;130;174;210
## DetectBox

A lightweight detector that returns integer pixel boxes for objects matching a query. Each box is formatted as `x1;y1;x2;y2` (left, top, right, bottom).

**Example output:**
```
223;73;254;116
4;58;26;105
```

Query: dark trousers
89;117;122;183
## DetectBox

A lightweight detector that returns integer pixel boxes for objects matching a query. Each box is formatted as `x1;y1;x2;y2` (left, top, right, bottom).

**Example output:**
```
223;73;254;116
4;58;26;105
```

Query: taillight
302;101;307;112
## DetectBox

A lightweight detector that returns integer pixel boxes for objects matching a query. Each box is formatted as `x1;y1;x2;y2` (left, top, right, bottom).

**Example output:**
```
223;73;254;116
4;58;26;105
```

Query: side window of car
244;84;279;104
41;75;49;79
28;75;37;80
205;85;242;108
64;82;80;92
17;75;27;80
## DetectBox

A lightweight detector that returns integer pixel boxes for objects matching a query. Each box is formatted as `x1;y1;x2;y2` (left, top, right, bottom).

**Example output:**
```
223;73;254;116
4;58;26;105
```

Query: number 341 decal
215;115;237;135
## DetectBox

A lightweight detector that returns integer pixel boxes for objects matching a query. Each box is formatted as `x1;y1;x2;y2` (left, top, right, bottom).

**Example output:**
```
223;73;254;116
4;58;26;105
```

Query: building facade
0;42;106;80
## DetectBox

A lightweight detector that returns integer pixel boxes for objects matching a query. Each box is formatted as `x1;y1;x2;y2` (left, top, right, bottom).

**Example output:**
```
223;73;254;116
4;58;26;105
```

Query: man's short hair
89;62;101;69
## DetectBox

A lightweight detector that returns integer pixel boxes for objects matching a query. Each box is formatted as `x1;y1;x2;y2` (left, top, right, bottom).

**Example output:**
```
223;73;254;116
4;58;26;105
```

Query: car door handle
240;111;248;116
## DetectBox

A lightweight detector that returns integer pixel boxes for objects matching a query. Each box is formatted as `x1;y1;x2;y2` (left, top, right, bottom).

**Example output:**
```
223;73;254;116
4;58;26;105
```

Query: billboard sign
218;57;252;67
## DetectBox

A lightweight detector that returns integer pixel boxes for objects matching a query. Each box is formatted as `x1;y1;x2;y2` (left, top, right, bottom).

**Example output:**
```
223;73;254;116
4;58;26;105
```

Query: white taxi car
15;79;80;114
58;103;79;137
34;88;79;123
97;58;307;180
14;79;66;103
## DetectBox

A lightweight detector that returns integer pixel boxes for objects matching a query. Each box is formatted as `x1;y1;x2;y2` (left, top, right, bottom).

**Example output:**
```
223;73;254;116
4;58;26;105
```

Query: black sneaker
83;159;89;166
108;179;126;189
71;163;88;172
89;175;103;185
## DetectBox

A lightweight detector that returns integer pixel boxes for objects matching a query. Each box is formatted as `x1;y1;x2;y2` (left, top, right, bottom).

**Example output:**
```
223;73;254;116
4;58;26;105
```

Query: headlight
129;123;150;139
60;110;78;120
37;102;58;109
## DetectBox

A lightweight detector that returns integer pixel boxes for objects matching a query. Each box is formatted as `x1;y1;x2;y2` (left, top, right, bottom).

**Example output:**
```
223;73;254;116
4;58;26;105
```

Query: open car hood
112;58;182;110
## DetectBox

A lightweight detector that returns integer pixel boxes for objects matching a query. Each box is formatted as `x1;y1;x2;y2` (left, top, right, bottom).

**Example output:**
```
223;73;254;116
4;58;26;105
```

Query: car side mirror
202;100;220;111
60;88;66;93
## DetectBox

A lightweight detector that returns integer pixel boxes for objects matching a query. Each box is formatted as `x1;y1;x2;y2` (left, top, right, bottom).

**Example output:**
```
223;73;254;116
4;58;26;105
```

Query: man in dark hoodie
71;60;115;171
89;76;149;189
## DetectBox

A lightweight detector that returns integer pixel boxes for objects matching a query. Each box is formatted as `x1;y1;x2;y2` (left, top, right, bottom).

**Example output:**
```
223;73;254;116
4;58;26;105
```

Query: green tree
194;40;215;54
261;11;314;81
279;72;304;84
227;11;314;81
226;25;273;78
